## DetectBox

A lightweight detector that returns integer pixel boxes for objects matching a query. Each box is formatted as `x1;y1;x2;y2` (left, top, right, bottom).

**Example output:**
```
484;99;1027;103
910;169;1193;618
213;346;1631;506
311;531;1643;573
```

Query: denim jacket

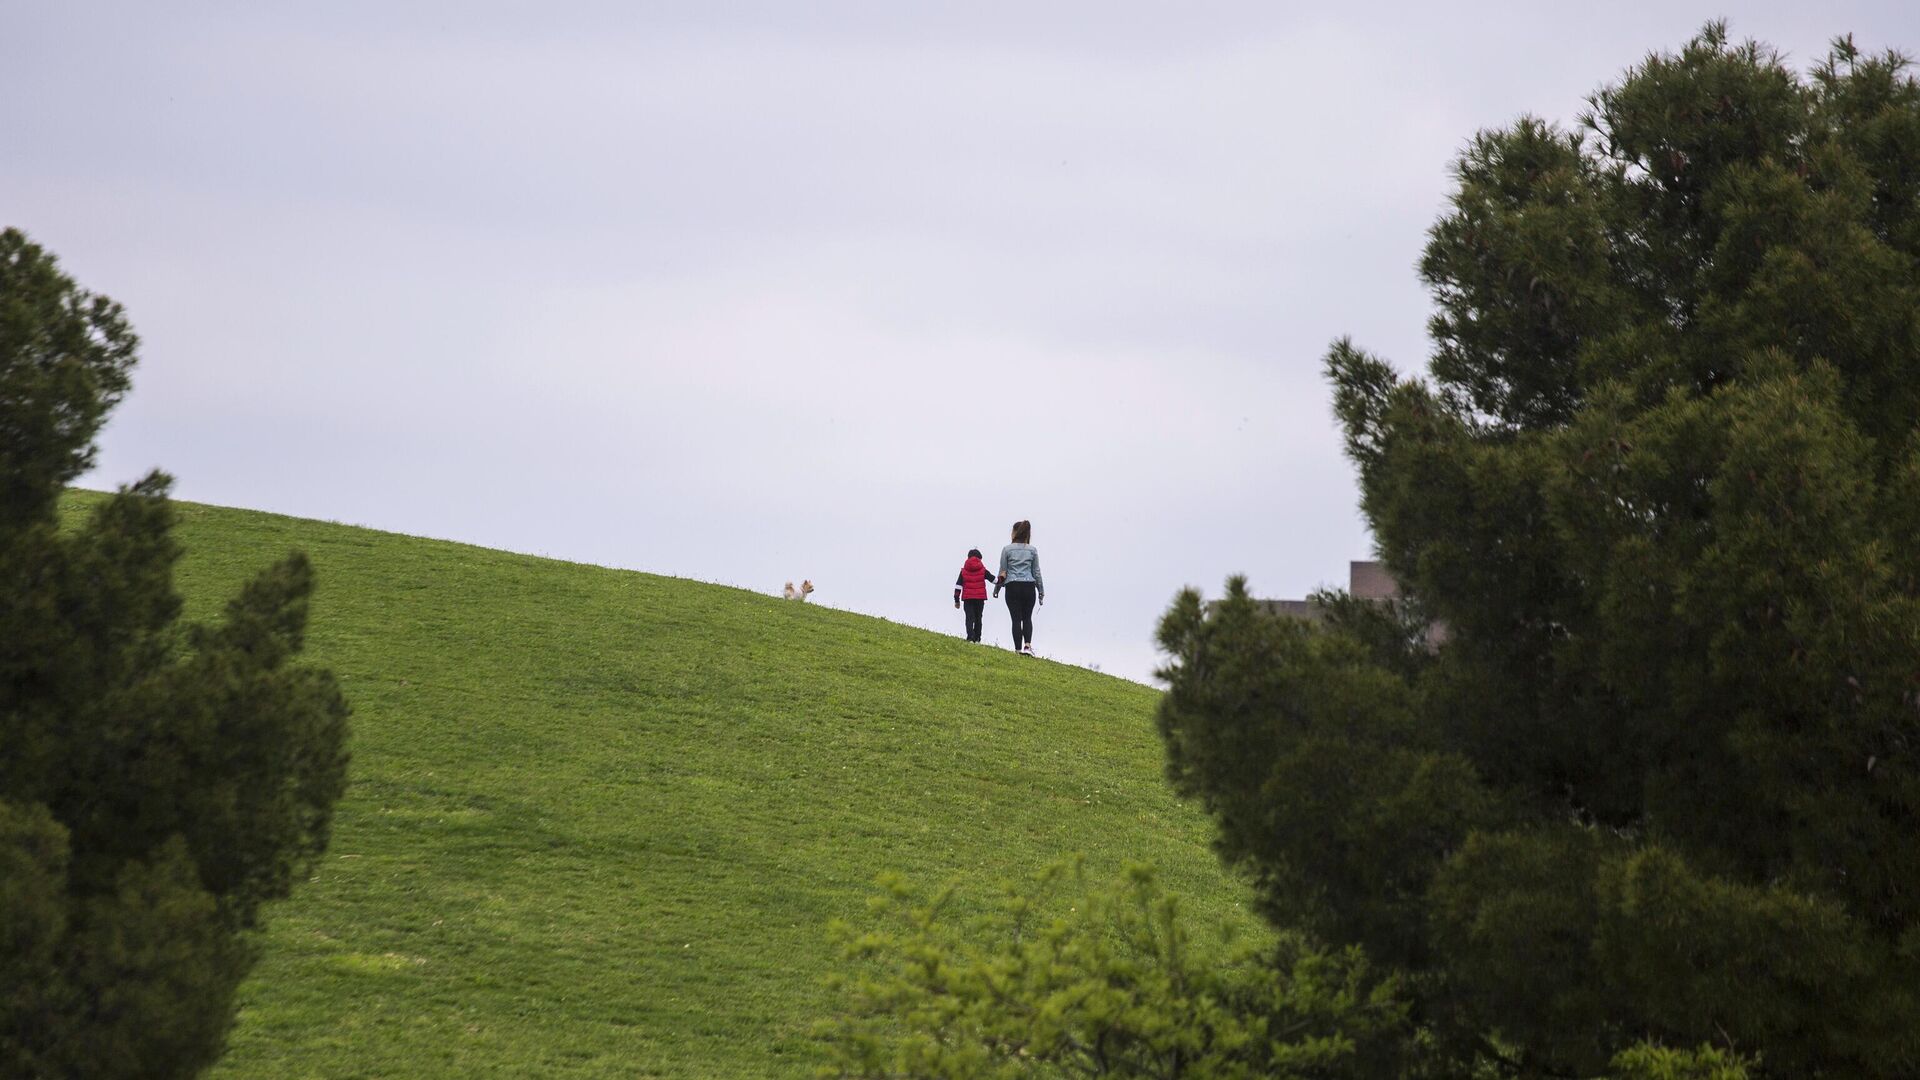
996;543;1042;598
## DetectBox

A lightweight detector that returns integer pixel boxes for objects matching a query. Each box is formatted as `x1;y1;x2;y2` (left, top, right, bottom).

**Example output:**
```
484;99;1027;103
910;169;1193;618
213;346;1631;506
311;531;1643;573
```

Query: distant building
1252;561;1400;622
1254;561;1447;645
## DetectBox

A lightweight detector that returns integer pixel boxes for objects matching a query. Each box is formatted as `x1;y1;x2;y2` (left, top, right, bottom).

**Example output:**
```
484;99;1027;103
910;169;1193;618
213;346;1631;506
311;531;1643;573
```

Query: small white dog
782;580;815;602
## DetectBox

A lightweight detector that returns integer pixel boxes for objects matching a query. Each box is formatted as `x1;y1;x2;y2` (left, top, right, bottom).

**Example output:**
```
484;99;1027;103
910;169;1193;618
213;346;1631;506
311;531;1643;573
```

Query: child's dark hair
967;548;982;559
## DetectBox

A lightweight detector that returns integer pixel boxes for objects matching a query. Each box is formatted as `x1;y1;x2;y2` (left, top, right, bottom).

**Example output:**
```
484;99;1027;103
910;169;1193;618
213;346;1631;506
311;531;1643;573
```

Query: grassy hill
59;491;1255;1078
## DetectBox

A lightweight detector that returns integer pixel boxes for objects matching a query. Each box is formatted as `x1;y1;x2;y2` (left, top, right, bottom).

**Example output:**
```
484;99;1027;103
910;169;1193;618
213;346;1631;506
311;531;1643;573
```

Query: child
952;548;997;643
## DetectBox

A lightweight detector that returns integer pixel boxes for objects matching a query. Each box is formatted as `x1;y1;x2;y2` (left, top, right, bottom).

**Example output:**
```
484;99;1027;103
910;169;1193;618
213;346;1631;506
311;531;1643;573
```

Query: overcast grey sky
7;2;1918;682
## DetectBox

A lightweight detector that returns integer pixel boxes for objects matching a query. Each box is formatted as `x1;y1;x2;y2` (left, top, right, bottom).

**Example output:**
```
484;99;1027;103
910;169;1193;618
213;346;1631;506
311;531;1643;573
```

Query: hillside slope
60;492;1253;1078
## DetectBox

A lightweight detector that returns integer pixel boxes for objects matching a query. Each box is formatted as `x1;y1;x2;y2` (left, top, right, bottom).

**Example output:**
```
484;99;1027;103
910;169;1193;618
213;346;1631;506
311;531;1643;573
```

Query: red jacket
955;556;996;600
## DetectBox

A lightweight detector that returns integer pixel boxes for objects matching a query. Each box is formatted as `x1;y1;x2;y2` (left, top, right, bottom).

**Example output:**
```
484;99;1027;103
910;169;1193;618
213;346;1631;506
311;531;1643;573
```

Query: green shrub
819;861;1407;1079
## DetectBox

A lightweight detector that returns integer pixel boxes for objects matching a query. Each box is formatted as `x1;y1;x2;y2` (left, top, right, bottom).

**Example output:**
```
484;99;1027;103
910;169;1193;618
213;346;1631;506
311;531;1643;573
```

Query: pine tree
0;228;350;1078
1156;25;1920;1077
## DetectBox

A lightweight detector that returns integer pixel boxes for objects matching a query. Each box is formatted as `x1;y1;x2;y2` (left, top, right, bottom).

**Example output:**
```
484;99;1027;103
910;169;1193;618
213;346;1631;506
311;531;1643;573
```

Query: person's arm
1032;548;1043;602
955;570;964;607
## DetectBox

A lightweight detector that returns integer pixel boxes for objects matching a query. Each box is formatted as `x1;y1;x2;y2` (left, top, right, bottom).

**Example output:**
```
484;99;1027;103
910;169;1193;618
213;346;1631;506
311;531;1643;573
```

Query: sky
7;1;1919;683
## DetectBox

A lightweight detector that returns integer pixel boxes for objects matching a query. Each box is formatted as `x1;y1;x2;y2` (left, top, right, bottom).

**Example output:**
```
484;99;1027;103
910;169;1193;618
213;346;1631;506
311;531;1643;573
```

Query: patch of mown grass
59;491;1254;1078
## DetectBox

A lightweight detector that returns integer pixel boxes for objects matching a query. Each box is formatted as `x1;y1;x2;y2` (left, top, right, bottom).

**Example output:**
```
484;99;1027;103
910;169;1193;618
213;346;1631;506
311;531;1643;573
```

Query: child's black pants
963;599;985;642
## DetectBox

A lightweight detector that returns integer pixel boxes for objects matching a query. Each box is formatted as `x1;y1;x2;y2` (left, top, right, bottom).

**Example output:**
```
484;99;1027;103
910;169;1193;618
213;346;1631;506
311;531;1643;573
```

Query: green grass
61;491;1252;1078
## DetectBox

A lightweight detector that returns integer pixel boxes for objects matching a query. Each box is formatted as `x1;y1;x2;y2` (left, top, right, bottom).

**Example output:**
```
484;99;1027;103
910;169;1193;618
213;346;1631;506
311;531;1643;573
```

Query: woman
992;519;1044;656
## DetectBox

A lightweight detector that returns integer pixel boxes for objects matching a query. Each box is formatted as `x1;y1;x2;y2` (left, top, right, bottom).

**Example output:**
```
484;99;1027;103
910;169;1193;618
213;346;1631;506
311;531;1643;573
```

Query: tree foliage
1157;25;1920;1077
819;861;1409;1079
0;227;350;1078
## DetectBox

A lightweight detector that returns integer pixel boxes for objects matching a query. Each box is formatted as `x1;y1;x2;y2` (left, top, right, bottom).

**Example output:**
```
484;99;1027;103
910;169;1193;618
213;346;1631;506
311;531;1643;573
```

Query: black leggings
1003;582;1037;650
963;599;985;642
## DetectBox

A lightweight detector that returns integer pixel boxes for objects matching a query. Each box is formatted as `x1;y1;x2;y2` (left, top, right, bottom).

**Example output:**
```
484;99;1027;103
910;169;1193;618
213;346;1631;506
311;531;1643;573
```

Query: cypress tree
0;228;350;1078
